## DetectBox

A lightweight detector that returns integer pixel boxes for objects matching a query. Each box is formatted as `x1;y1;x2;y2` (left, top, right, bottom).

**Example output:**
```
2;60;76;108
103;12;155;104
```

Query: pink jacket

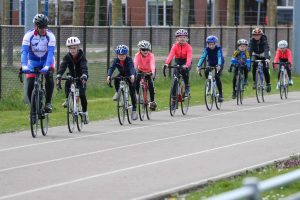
134;52;156;74
165;42;193;68
274;48;293;69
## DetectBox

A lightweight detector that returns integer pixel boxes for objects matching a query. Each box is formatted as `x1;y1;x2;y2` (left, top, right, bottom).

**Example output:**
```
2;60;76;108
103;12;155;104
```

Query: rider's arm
45;32;56;67
273;49;280;69
127;57;136;76
57;55;69;76
185;44;193;68
262;36;270;59
150;53;156;74
80;54;89;79
21;32;31;66
230;50;239;65
197;48;208;67
245;51;251;69
165;44;176;65
286;48;293;66
217;47;224;67
133;52;139;70
107;59;117;77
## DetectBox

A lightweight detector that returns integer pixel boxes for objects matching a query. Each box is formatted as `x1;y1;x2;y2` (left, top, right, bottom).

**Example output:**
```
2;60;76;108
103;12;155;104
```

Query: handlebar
108;76;131;88
163;65;184;77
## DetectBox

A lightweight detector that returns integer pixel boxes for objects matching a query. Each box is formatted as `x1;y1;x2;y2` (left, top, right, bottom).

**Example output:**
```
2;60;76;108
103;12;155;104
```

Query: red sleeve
273;49;280;69
287;48;293;66
133;52;139;69
150;53;156;74
165;44;176;65
186;44;193;68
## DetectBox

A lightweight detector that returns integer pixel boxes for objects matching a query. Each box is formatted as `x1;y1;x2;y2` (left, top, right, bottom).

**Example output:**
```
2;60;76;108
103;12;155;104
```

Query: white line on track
0;112;299;173
0;128;299;200
1;100;299;153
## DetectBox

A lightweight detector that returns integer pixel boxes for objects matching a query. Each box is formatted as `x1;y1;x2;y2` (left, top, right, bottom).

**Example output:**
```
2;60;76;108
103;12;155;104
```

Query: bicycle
109;76;133;125
137;72;152;121
273;62;290;100
199;66;222;111
253;59;267;103
60;76;84;133
21;67;49;138
163;65;190;116
233;63;247;105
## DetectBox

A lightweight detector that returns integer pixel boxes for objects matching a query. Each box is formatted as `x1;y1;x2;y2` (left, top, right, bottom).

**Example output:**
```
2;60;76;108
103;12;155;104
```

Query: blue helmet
115;44;129;55
206;35;218;43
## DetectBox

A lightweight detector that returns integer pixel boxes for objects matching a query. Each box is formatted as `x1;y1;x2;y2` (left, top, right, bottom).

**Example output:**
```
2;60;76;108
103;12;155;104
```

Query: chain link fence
0;25;292;99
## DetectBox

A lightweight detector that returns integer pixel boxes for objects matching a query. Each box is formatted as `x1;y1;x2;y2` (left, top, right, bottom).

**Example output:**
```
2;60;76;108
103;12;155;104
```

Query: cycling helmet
237;39;249;46
33;14;49;28
66;36;81;47
175;29;188;37
252;27;263;35
278;40;288;48
137;40;151;50
206;35;218;43
115;44;129;55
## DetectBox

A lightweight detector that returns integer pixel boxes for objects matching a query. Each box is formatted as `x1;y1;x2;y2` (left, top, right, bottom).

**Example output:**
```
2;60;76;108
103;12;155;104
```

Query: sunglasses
141;49;149;52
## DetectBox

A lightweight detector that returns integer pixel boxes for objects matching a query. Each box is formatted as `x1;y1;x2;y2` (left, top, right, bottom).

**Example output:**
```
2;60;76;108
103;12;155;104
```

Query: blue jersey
21;29;56;68
197;46;225;67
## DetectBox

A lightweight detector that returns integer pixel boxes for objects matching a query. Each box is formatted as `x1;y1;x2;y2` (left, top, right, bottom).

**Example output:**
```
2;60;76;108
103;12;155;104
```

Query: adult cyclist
21;13;56;113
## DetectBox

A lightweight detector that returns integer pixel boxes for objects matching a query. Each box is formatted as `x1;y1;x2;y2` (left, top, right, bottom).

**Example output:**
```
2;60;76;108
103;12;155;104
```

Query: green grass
1;71;300;133
181;156;300;200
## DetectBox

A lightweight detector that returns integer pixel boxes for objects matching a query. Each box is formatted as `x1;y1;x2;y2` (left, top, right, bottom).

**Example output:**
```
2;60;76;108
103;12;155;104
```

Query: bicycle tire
284;70;289;99
180;82;190;115
145;85;151;120
76;97;83;131
255;71;264;103
138;85;146;121
237;74;244;105
215;83;222;110
40;90;48;136
30;89;38;138
236;74;240;105
117;89;125;125
169;78;178;116
204;79;213;111
67;93;75;133
279;72;284;100
126;87;133;124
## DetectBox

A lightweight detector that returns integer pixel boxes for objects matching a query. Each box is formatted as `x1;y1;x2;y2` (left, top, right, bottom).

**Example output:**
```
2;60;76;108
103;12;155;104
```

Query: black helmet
33;14;49;28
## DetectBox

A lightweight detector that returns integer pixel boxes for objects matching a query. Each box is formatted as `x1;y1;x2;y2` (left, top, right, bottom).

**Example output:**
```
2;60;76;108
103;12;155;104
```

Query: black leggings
114;75;137;110
252;60;270;84
65;80;88;112
136;74;155;102
27;72;54;104
205;68;223;96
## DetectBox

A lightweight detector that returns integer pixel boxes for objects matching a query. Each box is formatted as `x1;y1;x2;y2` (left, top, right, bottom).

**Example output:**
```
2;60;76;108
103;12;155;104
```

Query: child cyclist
164;29;193;95
197;35;225;102
134;40;157;111
229;39;251;99
106;44;138;121
273;40;293;89
56;36;89;124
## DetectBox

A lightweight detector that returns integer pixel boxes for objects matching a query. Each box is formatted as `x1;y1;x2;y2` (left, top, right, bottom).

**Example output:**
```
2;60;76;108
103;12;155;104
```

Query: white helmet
278;40;288;48
237;39;248;46
66;36;80;47
137;40;151;50
175;29;188;37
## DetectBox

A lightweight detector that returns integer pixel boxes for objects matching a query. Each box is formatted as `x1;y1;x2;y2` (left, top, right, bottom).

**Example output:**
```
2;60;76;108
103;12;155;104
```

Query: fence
0;25;293;99
207;169;300;200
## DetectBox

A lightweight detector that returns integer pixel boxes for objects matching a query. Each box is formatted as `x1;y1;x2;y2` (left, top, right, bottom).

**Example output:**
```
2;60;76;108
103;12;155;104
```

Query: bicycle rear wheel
117;89;125;125
215;84;222;110
180;82;190;115
67;93;75;133
126;89;133;124
169;79;178;116
204;79;213;111
255;71;264;103
236;75;244;105
279;72;284;100
76;97;83;131
235;75;241;105
40;90;48;136
30;89;38;138
284;71;289;99
145;86;151;120
138;86;146;121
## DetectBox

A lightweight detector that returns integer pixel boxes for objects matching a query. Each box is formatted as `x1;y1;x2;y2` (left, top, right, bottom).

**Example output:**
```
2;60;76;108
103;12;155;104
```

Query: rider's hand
182;65;187;69
265;59;270;64
106;76;111;85
41;66;49;73
130;75;135;83
22;65;30;72
80;74;88;84
216;65;221;72
56;74;62;90
151;72;155;79
163;64;168;69
196;67;201;74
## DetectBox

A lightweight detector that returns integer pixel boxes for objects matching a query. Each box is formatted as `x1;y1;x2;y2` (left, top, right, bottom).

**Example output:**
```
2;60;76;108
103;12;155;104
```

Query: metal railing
207;169;300;200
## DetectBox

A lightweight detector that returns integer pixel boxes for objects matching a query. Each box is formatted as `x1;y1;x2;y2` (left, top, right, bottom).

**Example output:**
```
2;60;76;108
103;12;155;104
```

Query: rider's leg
215;70;223;96
232;68;237;98
129;82;137;110
135;73;141;93
45;72;54;105
147;76;155;102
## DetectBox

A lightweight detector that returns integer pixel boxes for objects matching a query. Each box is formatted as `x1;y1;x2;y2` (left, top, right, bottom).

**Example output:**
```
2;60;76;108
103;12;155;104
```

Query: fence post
129;26;132;56
149;26;153;47
0;26;2;100
220;25;223;47
235;25;238;49
188;27;191;44
107;26;111;72
83;26;87;55
275;25;278;51
243;177;260;200
56;26;60;72
168;26;172;77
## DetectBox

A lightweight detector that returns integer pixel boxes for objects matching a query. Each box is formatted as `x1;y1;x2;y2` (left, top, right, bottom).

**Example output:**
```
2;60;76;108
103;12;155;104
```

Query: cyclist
197;35;225;102
21;13;55;113
56;36;89;124
248;27;271;92
164;28;193;96
134;40;157;111
229;39;251;99
273;40;293;89
107;44;138;121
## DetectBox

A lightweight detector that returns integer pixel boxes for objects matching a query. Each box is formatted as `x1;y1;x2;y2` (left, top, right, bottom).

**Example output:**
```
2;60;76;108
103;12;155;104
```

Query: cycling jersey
197;46;225;67
165;43;192;68
248;35;270;59
230;50;251;69
134;52;155;74
273;48;293;68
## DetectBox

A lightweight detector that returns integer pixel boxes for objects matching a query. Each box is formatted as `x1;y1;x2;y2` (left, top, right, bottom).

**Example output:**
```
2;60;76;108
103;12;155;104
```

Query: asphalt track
0;92;300;200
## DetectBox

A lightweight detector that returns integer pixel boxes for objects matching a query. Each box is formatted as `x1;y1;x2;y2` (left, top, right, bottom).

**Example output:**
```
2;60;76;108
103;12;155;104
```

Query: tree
94;0;100;26
267;0;277;26
227;0;235;26
1;0;10;25
173;0;180;26
180;0;189;26
239;0;245;25
73;0;81;25
112;0;122;26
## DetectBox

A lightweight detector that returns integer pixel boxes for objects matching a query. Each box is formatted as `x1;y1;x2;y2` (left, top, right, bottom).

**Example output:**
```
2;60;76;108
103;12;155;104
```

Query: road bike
137;72;152;121
273;62;290;99
163;65;190;116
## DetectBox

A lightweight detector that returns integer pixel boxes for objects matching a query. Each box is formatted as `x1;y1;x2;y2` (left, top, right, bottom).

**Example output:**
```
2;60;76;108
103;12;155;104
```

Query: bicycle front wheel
76;97;83;131
236;75;244;105
138;86;146;121
284;71;289;99
180;82;190;115
169;79;178;116
40;90;48;136
126;89;133;124
204;79;213;111
215;83;222;110
145;86;151;120
117;89;126;125
30;89;38;138
67;93;75;133
255;71;264;103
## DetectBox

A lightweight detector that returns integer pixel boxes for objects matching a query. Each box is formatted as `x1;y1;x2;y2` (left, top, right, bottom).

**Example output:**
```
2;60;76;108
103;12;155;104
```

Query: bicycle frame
254;59;267;103
273;62;290;99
